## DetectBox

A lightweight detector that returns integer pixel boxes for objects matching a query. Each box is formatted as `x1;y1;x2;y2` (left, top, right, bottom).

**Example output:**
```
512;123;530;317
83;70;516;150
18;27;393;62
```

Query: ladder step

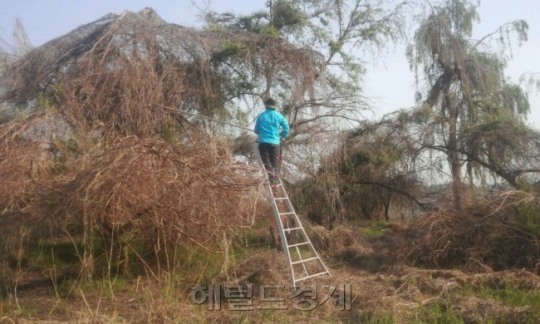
287;241;310;248
284;227;302;232
294;271;331;283
255;146;330;288
291;256;320;265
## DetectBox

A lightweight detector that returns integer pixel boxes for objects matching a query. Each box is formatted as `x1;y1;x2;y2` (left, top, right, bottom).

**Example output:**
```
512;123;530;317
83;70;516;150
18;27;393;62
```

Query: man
254;97;290;185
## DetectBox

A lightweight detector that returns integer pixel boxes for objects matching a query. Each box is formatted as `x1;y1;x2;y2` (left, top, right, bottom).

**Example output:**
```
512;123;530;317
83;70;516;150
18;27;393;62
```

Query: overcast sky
1;0;539;129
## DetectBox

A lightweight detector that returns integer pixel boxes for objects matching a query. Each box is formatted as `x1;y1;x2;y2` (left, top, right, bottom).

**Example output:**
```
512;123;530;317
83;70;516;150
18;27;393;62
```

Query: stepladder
253;142;330;287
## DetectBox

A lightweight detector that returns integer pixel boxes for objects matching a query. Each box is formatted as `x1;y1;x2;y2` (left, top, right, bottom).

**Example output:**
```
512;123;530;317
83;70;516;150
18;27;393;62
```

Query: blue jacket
254;108;289;145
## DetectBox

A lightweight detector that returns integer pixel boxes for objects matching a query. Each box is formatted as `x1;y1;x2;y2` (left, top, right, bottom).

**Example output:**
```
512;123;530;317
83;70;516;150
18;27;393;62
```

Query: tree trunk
446;93;462;210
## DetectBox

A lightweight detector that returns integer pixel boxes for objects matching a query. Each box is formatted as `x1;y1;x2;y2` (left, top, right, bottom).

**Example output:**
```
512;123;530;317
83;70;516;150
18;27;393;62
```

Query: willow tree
407;0;535;210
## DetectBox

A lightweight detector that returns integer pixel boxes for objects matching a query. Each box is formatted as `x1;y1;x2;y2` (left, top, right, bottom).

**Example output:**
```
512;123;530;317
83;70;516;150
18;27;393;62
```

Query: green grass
338;310;395;323
361;220;389;237
27;241;85;269
413;302;463;323
463;283;540;319
57;276;128;298
172;246;228;284
234;228;273;250
516;200;540;237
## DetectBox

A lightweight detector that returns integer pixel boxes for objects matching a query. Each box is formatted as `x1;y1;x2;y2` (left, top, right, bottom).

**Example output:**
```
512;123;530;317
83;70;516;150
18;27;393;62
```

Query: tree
290;114;429;225
204;0;406;122
0;18;33;72
204;0;407;176
407;0;536;210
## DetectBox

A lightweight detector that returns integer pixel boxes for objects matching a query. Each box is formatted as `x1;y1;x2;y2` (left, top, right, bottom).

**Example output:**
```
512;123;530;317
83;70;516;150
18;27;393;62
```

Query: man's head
263;97;277;108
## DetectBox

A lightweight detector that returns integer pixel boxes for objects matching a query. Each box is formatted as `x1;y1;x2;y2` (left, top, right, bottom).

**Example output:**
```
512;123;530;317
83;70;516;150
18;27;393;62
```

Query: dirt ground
2;223;539;323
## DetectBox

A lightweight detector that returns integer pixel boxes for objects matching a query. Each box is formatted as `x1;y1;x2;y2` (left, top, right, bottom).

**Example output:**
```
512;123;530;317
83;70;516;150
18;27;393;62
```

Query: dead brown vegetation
1;9;321;130
1;9;315;279
1;8;539;322
402;191;540;272
0;111;266;275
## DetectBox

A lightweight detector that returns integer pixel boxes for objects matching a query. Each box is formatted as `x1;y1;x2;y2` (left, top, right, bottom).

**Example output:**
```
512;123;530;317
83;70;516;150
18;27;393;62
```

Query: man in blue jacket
255;97;290;185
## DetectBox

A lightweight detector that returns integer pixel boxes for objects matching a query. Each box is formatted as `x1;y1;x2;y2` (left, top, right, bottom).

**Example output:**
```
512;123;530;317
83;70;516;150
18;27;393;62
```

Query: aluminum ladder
253;143;330;288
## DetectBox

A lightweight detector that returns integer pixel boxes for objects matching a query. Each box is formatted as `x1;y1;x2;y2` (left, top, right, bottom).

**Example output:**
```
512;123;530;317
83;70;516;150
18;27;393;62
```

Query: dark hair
263;98;277;107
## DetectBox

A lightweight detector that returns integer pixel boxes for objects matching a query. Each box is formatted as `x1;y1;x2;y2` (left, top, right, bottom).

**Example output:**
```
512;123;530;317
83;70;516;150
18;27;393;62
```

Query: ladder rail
252;141;330;287
252;143;296;285
270;177;332;279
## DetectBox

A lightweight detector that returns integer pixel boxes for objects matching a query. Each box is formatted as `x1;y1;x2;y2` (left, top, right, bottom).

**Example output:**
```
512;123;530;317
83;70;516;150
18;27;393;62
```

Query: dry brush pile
0;115;265;279
402;191;540;272
0;9;318;280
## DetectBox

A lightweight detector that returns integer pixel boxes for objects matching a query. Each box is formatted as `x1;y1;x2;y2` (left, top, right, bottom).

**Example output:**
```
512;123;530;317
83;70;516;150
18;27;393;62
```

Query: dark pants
259;143;281;184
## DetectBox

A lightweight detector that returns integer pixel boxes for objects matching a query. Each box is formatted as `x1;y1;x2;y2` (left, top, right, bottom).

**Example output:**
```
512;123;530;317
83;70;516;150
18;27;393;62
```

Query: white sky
1;0;539;129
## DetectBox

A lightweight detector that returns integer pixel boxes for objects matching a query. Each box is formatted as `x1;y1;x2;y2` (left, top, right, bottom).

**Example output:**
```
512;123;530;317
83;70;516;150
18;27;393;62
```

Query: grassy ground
1;222;539;323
